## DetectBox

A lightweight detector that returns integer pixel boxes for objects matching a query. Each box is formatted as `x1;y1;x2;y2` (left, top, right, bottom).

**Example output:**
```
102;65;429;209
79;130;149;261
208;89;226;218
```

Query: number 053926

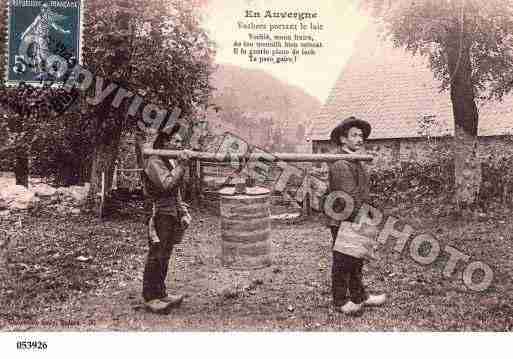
16;341;48;350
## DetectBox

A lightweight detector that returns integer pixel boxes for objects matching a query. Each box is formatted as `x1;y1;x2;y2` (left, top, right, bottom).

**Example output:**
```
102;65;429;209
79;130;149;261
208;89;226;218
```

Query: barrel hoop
221;229;270;244
222;241;270;257
201;192;219;200
221;211;269;220
223;259;272;270
219;195;269;204
219;195;271;207
221;218;270;232
220;205;270;219
222;256;271;269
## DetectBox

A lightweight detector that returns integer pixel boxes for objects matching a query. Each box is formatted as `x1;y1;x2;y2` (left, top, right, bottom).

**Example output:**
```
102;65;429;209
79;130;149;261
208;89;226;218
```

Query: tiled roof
311;24;513;141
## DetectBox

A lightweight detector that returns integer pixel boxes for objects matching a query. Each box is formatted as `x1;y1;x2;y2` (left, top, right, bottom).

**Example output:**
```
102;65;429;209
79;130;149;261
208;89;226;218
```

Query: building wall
312;135;513;170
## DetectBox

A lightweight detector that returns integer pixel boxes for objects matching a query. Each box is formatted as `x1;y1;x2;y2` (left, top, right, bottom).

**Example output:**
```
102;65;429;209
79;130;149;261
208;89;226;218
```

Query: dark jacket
326;147;370;227
143;155;190;219
327;147;376;259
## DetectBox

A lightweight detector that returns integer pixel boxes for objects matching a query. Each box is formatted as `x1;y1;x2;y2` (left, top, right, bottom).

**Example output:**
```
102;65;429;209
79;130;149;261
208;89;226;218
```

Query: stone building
310;25;513;169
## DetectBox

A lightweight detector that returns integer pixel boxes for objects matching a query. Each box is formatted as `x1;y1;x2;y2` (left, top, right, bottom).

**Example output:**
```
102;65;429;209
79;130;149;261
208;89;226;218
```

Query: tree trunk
453;125;481;207
15;147;29;188
446;32;481;207
88;121;123;207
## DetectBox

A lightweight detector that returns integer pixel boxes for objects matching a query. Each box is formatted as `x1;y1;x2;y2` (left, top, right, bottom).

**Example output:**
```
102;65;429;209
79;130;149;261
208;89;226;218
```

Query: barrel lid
218;186;270;196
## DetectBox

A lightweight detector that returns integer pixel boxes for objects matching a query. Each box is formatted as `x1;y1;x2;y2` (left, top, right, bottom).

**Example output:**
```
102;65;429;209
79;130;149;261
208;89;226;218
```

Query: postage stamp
5;0;83;85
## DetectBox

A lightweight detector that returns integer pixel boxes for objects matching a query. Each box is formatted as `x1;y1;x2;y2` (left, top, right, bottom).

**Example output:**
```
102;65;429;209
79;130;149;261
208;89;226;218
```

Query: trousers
330;226;368;305
142;214;184;302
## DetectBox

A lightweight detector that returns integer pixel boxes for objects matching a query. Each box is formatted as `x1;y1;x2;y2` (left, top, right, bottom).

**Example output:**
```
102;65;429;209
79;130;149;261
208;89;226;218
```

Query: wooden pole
142;149;373;163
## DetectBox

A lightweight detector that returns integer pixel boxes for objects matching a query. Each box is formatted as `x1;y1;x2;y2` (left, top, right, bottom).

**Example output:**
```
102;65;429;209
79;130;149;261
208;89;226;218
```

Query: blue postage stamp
5;0;83;85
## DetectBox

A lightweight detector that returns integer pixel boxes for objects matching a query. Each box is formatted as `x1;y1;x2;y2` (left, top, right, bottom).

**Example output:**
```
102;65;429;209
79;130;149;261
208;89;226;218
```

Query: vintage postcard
0;0;511;356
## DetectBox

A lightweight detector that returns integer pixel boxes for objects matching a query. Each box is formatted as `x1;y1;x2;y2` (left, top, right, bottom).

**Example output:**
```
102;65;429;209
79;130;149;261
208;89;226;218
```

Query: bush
369;159;455;208
0;153;15;172
30;111;94;186
479;155;513;207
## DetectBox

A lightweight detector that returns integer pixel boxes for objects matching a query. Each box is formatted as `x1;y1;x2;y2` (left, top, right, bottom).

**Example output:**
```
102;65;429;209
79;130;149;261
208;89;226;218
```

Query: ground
1;197;512;331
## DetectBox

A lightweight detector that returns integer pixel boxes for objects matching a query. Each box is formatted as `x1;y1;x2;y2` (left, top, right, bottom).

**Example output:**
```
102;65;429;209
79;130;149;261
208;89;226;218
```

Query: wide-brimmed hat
330;116;371;145
143;121;183;150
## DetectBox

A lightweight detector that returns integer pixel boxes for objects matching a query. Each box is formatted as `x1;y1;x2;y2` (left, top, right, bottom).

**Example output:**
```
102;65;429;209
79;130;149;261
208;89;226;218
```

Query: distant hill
206;64;321;152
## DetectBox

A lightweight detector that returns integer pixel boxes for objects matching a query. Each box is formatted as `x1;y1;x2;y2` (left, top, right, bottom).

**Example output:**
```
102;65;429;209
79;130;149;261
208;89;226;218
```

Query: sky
201;0;370;104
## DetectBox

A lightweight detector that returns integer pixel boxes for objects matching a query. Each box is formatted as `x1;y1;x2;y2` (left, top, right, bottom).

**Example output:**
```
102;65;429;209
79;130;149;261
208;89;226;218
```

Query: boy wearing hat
327;116;386;315
140;123;193;314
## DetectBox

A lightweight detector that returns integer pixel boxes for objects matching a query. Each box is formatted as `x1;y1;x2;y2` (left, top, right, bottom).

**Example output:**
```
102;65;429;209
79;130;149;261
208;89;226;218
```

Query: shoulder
147;155;166;164
145;155;167;171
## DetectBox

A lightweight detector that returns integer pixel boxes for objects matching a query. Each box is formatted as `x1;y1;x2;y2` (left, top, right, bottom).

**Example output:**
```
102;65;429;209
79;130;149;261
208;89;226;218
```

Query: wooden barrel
200;161;234;190
219;186;272;269
199;161;235;214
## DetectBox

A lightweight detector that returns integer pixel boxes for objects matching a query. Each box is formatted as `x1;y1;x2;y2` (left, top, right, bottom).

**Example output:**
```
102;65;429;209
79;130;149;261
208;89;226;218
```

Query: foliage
83;0;215;139
81;0;215;200
369;159;455;208
0;82;89;186
359;0;513;205
0;83;79;145
30;111;94;185
478;136;513;207
362;0;513;100
1;0;215;189
368;147;513;211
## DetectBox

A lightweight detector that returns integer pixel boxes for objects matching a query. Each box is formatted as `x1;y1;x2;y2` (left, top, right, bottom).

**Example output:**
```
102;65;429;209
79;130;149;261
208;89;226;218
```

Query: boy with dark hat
327;116;386;315
140;123;193;314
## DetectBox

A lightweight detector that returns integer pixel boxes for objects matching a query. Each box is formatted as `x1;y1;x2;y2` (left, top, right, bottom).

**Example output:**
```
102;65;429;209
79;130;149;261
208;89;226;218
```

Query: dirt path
1;206;512;331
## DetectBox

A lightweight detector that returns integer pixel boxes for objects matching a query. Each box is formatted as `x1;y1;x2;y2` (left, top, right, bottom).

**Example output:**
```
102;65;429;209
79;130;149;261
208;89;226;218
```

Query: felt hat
330;116;371;145
144;121;182;150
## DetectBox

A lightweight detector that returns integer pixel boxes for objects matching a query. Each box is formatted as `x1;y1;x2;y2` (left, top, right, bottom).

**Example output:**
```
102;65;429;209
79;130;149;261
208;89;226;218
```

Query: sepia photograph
0;0;511;355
